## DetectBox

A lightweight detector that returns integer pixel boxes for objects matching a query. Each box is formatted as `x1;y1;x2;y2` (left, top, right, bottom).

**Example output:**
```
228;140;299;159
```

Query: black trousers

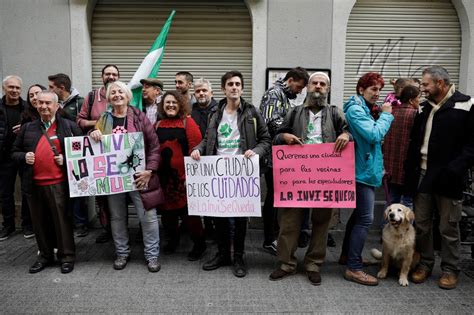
262;169;278;244
0;158;32;229
215;217;247;257
28;182;75;263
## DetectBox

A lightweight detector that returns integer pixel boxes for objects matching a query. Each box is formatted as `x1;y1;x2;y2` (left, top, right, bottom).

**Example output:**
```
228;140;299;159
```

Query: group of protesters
0;64;472;290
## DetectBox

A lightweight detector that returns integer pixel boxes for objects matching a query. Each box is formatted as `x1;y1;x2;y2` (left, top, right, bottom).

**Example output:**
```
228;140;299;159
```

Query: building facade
1;0;473;106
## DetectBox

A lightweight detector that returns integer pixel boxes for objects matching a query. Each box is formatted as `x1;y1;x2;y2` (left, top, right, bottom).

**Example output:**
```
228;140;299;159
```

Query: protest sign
65;132;145;197
184;155;261;217
273;143;355;208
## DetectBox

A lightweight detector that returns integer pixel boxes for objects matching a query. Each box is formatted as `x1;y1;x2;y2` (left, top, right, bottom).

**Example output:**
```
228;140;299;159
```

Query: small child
384;78;416;107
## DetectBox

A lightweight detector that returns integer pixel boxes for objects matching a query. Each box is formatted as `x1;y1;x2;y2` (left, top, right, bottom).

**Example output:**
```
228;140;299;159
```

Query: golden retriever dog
371;204;419;286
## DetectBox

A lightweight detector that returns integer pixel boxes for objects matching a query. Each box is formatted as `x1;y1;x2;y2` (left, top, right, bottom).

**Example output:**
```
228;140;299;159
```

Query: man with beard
269;72;351;285
191;78;218;240
76;64;120;243
48;73;88;237
260;67;309;254
48;73;84;122
175;71;196;107
76;64;120;132
405;66;473;290
191;78;218;140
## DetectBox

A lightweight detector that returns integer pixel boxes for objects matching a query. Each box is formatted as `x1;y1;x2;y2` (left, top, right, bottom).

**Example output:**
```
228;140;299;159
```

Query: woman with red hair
340;72;394;285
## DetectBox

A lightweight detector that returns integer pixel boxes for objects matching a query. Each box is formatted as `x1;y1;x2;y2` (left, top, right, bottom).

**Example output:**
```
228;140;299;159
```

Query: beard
197;97;210;106
308;91;328;106
286;90;298;100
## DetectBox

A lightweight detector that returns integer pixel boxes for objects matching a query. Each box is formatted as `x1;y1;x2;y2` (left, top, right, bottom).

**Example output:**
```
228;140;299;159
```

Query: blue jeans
342;182;375;270
108;191;160;260
71;197;88;227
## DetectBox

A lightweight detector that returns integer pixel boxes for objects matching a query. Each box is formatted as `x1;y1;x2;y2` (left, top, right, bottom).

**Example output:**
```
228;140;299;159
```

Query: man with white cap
269;72;351;285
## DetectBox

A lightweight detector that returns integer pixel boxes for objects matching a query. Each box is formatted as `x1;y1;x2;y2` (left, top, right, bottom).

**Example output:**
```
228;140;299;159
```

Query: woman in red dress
156;90;206;261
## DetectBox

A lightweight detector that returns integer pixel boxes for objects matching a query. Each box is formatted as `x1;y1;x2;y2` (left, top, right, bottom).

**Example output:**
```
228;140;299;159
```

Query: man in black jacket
12;91;82;274
406;66;474;290
48;73;88;237
0;75;34;240
48;73;84;122
191;78;218;240
191;71;271;278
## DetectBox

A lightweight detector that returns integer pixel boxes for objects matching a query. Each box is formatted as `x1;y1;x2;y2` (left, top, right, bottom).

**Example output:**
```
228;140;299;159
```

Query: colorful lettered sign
65;132;145;197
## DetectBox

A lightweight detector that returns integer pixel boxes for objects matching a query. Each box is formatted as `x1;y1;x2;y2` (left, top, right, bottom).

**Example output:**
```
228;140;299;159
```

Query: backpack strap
87;90;95;119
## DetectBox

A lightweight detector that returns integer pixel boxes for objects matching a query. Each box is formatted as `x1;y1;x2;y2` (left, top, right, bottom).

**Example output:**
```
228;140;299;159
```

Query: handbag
140;172;165;210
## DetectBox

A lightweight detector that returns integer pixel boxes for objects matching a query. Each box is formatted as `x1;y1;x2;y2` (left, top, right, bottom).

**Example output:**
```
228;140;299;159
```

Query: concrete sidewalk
1;226;473;314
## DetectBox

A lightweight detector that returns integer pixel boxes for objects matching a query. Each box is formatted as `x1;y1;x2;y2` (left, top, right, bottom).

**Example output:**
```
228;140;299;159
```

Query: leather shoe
203;253;231;271
269;268;296;281
29;260;52;274
307;271;322;286
438;272;458;290
232;256;247;278
411;267;431;284
344;269;378;286
60;262;74;274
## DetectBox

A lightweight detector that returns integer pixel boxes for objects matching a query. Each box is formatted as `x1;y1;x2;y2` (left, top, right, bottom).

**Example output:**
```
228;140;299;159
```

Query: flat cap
140;78;164;90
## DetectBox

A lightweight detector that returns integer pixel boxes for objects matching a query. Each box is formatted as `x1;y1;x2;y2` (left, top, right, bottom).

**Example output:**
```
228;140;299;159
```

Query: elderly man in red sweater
12;91;82;274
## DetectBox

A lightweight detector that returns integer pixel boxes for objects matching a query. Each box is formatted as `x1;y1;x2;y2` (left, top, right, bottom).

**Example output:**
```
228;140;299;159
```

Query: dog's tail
370;248;383;260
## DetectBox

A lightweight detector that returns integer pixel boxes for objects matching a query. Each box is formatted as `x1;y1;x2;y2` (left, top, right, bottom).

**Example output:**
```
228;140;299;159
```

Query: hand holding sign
282;133;303;145
334;133;350;153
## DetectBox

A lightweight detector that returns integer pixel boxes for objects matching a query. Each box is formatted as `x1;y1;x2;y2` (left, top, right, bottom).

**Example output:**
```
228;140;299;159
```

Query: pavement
1;222;474;314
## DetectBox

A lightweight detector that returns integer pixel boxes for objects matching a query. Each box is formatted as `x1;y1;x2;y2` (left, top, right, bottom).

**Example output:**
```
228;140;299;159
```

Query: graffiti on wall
355;37;454;79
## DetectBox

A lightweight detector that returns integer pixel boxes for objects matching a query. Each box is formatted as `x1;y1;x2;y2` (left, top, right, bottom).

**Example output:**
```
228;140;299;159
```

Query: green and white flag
129;10;175;110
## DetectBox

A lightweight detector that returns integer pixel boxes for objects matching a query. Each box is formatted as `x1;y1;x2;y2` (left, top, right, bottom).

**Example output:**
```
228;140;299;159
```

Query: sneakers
263;240;277;256
74;225;89;238
147;257;161;273
23;227;35;239
298;231;310;248
438;272;458;290
269;268;296;281
344;269;378;286
113;255;130;270
187;243;207;261
0;226;15;241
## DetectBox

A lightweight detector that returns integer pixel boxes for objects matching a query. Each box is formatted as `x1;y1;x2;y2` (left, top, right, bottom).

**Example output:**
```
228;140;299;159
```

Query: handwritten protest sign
184;155;261;217
65;132;145;197
273;143;355;208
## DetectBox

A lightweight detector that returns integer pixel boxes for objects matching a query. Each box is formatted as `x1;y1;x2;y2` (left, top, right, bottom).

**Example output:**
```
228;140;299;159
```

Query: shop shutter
91;0;252;101
344;0;461;101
